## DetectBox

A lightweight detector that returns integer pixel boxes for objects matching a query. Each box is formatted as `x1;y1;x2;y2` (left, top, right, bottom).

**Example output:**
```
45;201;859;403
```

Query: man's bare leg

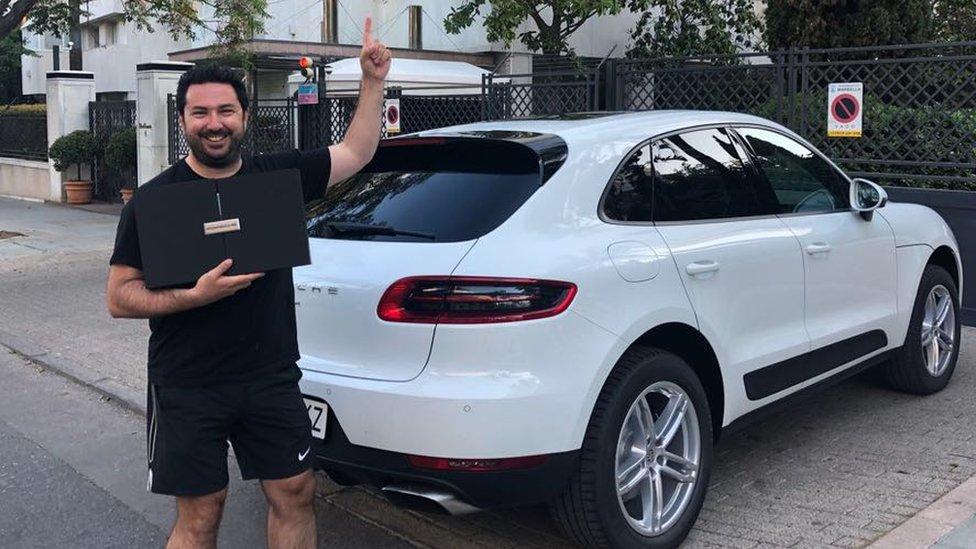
167;488;228;549
262;469;317;549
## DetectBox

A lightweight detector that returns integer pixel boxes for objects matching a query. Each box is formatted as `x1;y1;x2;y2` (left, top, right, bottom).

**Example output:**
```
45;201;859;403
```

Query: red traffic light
299;56;313;69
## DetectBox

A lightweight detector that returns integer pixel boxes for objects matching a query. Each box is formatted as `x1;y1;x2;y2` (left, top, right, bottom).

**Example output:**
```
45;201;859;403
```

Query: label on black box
203;218;241;235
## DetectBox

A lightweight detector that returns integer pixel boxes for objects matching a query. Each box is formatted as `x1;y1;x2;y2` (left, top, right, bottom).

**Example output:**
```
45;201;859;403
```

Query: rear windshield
305;139;545;242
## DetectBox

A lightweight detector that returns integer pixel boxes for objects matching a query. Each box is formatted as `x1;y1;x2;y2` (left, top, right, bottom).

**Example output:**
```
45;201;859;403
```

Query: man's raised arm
327;17;392;186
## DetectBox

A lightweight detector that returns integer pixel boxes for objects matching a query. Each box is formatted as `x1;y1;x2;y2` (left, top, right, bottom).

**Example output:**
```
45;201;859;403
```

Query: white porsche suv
296;111;962;548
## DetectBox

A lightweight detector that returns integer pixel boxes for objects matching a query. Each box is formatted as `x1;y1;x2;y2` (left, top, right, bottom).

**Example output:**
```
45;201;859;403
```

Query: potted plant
104;127;137;203
48;130;97;204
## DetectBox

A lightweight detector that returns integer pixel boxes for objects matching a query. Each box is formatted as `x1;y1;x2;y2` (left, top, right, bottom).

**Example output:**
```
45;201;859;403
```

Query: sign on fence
827;82;863;138
297;83;319;105
384;98;401;134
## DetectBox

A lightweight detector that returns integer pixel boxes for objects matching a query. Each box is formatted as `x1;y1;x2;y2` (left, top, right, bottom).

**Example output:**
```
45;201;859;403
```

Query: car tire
884;264;961;394
550;347;713;549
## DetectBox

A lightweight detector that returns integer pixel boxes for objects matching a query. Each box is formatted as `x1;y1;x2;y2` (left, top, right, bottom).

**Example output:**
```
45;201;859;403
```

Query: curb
868;472;976;548
42;199;124;218
0;329;146;416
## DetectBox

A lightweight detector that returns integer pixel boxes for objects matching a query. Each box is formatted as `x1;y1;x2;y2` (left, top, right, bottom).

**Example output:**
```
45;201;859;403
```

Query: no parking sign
384;98;401;134
827;82;863;138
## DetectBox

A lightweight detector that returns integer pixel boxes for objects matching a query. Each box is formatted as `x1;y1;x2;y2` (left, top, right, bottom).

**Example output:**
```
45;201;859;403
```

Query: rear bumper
312;414;578;509
298;310;621;457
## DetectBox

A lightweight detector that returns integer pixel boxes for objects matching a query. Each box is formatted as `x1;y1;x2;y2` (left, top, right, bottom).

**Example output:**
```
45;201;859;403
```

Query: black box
134;169;311;289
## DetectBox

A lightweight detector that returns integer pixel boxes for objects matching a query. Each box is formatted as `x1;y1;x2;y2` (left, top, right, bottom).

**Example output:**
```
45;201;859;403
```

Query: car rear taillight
377;276;577;324
407;454;550;472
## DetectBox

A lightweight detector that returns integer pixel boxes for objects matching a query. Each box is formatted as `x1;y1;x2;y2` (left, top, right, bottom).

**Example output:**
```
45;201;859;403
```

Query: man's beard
186;129;244;168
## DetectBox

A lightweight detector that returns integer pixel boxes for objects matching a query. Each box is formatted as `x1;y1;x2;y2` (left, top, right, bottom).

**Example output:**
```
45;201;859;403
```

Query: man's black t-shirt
110;149;331;387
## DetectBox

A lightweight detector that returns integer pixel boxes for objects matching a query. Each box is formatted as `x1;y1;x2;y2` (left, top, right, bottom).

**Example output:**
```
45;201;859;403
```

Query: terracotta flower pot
64;180;93;205
120;188;135;204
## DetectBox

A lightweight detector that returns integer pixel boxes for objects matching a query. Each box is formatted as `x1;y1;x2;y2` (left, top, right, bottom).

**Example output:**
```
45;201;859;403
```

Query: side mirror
850;178;888;221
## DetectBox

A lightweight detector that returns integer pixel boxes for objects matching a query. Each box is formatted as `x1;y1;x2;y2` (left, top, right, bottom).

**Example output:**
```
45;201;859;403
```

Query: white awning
289;58;505;96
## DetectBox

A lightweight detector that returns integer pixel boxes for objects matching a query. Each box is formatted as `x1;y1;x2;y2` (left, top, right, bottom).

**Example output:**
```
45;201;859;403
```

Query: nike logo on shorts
298;446;311;461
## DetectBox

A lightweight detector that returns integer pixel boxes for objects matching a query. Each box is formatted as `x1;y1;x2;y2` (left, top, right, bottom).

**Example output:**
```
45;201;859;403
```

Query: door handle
805;242;832;255
686;260;720;276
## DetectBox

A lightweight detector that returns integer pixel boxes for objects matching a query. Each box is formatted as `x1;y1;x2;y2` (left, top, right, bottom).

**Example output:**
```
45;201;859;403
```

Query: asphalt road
0;347;416;549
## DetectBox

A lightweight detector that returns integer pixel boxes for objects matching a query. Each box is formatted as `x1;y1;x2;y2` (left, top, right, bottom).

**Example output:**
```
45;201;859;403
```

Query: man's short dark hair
176;64;249;115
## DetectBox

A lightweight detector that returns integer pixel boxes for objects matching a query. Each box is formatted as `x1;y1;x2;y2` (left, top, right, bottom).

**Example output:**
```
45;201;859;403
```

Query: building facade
22;0;646;100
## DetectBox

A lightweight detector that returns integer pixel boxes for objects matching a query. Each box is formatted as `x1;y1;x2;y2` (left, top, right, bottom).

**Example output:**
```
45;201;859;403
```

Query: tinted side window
603;144;653;222
736;127;850;213
652;128;776;222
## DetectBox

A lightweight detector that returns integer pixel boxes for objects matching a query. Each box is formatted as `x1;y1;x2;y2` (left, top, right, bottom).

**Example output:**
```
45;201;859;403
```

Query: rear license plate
303;396;328;439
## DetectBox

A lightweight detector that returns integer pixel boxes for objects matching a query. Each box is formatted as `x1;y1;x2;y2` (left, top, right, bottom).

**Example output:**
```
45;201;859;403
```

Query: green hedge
48;130;97;179
104;127;136;173
0;104;46;116
752;92;976;191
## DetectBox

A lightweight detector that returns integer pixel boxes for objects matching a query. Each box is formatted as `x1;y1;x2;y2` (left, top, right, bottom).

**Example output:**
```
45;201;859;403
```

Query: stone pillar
498;52;533;77
46;71;96;202
136;61;193;186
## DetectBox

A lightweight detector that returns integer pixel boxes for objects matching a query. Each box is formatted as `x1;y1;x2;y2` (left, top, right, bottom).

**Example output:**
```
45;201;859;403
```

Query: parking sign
385;98;401;134
827;82;863;138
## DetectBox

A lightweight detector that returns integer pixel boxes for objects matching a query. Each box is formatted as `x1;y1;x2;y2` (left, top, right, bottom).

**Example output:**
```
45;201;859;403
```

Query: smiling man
105;19;390;549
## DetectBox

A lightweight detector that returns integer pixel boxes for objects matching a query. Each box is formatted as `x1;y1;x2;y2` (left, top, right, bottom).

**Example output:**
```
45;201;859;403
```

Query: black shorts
146;365;314;496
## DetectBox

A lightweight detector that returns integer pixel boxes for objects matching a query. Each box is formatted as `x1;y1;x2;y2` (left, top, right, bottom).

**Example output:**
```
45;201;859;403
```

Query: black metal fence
89;100;136;201
386;86;484;134
164;41;976;192
0;113;48;161
166;72;602;165
168;95;326;163
616;42;976;190
484;71;601;119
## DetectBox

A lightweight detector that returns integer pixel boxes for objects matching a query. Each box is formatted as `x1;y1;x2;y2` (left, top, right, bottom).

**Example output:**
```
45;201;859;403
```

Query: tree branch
563;8;598;37
1;0;42;40
518;0;549;31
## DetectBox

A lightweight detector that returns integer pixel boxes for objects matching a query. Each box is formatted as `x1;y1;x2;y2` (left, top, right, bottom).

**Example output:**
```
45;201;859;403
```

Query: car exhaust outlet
380;483;481;516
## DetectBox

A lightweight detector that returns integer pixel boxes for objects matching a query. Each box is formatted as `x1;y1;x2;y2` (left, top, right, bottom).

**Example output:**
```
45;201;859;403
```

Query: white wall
21;49;72;95
249;0;638;58
21;30;71;96
82;0;125;20
254;71;291;100
565;9;645;58
0;158;50;201
82;22;192;96
22;10;189;98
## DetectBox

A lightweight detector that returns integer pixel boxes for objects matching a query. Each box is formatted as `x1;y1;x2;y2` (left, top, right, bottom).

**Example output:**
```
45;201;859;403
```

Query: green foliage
0;104;45;115
764;0;935;49
0;30;33;102
15;0;77;39
855;101;976;190
48;130;97;179
103;127;137;180
626;0;764;59
932;0;976;42
751;91;976;190
444;0;626;55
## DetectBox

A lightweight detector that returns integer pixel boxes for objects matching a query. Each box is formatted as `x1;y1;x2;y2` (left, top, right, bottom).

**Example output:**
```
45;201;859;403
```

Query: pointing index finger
363;16;373;45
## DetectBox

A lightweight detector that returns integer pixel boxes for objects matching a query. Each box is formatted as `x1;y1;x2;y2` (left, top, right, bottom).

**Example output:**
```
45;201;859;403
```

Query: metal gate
89;100;136;202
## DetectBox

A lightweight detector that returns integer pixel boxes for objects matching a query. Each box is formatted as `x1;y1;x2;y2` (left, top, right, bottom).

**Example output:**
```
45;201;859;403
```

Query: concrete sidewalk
3;195;976;548
0;197;120;261
0;196;148;407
